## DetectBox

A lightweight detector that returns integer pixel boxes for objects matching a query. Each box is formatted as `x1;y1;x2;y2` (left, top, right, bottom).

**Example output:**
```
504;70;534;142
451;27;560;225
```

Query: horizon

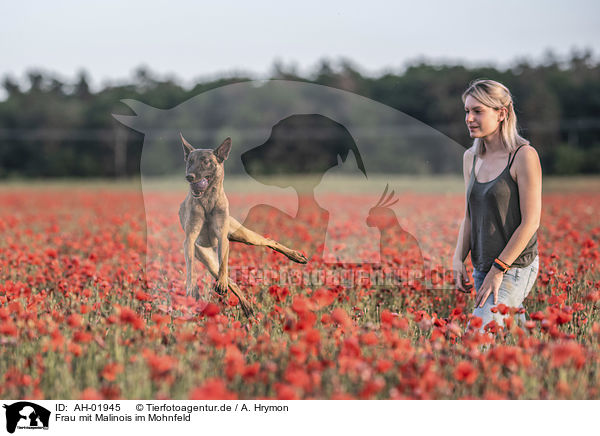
2;47;597;95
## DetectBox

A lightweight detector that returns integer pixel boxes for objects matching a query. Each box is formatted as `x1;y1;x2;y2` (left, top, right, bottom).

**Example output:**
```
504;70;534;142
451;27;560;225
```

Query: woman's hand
474;268;504;308
453;259;473;293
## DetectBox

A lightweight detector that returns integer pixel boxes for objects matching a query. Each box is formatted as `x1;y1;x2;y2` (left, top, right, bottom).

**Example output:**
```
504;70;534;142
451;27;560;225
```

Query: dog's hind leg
194;243;254;318
227;216;308;264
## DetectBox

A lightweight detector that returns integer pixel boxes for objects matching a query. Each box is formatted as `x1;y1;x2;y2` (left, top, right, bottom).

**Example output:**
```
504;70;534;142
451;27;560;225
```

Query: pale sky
1;0;598;88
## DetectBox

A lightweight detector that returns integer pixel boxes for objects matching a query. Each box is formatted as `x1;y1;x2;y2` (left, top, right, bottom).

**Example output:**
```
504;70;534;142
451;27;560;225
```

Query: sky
1;0;599;89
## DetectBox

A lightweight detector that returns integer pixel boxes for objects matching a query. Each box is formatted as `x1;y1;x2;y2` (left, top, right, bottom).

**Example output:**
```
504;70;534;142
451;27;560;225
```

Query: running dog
179;134;308;317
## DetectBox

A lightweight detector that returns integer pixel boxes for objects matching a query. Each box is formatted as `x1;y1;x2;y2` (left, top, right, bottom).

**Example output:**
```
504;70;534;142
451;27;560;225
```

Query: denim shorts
470;255;540;331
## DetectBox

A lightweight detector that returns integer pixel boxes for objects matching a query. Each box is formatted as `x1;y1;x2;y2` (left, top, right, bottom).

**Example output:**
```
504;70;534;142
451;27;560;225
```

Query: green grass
0;175;599;194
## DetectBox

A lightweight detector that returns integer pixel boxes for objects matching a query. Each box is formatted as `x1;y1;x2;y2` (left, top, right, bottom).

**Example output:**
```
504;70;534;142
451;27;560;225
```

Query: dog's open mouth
190;177;209;196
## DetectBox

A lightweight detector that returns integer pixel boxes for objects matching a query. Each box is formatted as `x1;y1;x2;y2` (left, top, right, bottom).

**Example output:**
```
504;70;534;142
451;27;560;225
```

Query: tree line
1;49;599;178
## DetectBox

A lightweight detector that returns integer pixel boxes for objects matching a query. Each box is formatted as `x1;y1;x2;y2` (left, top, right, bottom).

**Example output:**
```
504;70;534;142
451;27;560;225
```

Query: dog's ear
180;133;195;160
214;137;232;163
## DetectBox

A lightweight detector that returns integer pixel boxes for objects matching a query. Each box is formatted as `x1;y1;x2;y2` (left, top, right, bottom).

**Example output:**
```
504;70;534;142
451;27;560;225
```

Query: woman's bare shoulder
462;146;476;180
463;146;476;167
515;145;540;166
513;145;542;183
463;146;476;160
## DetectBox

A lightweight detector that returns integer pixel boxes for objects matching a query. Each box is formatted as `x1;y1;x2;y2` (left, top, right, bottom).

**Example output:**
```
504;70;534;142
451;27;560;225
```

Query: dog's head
180;133;232;197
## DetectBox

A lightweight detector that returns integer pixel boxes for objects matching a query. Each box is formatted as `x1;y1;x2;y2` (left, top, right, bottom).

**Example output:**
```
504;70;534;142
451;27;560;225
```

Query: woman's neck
482;129;505;155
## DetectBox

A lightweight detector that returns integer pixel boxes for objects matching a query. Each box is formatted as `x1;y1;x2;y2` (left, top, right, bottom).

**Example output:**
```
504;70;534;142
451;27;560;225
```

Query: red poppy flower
331;308;352;328
189;378;237;400
454;361;478;385
100;363;123;382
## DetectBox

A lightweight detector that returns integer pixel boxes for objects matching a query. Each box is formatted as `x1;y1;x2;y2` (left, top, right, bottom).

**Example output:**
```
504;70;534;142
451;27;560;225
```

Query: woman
453;79;542;331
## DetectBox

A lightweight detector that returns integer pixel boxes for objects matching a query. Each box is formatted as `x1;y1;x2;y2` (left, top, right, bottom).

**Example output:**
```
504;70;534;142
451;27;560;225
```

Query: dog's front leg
184;227;202;298
213;213;230;296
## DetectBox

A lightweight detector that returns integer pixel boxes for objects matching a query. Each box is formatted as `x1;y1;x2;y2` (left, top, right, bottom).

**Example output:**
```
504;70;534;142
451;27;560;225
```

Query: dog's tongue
192;178;209;192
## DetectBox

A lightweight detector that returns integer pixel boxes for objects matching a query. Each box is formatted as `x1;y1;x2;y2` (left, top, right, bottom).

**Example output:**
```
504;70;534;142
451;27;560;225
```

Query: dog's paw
287;250;308;264
214;280;228;296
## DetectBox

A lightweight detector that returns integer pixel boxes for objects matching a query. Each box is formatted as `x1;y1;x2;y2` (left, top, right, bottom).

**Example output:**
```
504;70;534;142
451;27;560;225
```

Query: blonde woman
453;79;542;331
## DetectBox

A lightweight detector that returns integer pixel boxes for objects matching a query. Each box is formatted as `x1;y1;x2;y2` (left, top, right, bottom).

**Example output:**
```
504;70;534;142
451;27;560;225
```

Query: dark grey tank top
467;145;538;272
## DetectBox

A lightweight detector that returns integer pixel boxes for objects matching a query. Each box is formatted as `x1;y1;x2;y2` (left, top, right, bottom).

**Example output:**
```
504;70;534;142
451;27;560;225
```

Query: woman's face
464;95;504;139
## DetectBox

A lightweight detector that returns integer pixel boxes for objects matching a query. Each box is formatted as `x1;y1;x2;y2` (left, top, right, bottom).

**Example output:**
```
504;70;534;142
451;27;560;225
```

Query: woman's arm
454;213;471;263
453;148;474;292
474;145;542;307
496;145;542;264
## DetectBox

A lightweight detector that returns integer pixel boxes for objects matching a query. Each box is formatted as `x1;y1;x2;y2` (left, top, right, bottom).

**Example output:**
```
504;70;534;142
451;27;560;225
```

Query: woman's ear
498;107;508;122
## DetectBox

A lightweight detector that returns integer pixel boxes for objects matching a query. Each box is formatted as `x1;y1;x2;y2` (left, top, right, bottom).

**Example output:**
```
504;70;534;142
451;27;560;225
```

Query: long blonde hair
462;79;529;156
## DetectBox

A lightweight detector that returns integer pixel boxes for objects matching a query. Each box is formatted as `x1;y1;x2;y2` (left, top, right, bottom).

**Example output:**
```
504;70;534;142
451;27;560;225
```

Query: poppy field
0;179;599;400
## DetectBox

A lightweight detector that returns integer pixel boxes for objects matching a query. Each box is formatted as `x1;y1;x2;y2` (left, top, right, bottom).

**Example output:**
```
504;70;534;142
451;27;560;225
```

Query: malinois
179;134;308;317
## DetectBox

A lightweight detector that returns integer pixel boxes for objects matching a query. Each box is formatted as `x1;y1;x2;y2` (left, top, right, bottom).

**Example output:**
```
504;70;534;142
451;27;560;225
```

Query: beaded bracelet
492;258;511;273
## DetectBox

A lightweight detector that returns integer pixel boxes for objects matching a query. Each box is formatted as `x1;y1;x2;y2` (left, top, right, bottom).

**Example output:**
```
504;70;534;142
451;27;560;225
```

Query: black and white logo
3;402;50;434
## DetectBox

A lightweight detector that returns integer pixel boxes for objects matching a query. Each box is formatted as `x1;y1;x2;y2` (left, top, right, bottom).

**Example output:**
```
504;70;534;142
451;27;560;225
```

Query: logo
113;80;465;295
3;402;50;434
